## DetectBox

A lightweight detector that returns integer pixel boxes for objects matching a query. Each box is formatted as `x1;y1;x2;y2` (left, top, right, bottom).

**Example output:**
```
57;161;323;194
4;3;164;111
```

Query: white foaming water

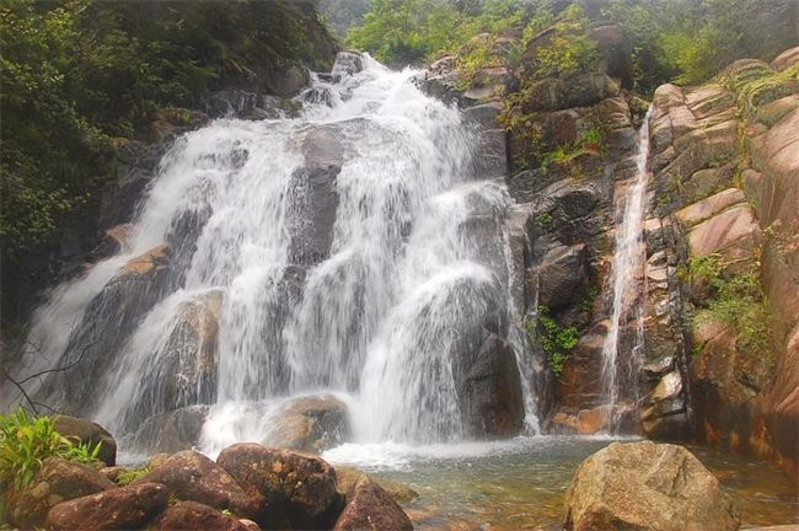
8;54;538;453
599;107;653;431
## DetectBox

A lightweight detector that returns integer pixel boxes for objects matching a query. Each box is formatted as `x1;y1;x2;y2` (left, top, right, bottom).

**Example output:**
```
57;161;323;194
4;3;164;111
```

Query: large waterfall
599;107;653;432
6;54;537;453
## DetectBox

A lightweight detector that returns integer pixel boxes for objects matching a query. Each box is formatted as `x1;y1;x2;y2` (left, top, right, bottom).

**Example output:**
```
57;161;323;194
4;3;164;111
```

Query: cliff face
421;17;798;475
646;48;799;476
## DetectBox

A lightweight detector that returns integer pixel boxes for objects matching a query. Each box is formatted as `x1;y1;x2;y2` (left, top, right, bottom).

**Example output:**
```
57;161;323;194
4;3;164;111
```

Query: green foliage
1;0;336;333
535;211;553;226
526;306;579;376
0;408;102;511
528;5;597;79
602;0;797;90
685;253;772;355
345;0;531;65
115;464;151;486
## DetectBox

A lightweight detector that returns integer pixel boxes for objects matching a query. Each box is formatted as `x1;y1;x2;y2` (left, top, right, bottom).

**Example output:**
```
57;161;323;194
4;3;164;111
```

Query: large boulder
45;482;168;531
563;441;740;530
151;501;255;531
52;415;117;466
267;395;351;453
334;477;413;531
131;450;254;518
216;443;344;529
10;458;117;528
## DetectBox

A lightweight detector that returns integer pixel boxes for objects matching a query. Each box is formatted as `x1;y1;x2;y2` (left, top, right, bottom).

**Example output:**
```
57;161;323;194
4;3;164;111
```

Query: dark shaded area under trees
0;0;337;342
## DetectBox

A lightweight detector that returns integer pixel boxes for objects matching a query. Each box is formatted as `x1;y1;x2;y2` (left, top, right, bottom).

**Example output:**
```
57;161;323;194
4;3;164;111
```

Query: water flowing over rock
564;441;740;530
9;51;535;452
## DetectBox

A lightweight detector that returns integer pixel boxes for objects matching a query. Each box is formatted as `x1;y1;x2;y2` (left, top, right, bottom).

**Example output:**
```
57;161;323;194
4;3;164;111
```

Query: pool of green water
323;436;798;530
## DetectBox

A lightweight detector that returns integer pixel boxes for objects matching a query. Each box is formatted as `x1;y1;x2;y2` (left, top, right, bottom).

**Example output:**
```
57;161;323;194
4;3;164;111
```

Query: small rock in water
334;477;414;531
563;441;740;530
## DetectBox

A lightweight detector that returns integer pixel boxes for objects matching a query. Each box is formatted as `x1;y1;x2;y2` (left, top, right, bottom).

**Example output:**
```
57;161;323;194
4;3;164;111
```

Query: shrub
0;407;102;516
685;253;772;356
526;306;579;376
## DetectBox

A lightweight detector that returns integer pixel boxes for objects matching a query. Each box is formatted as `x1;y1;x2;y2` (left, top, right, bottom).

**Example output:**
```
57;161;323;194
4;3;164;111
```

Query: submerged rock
217;443;343;529
564;441;740;530
45;482;168;531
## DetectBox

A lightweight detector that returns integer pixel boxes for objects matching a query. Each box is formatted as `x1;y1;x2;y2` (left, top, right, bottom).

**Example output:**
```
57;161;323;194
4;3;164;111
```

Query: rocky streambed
7;415;796;530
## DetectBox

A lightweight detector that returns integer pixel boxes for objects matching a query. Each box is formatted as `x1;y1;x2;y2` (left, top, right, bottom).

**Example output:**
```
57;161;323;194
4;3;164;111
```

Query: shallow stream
324;437;799;529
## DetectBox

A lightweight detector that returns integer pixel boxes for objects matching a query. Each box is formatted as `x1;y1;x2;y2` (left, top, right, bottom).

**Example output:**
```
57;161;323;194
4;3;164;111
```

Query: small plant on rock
0;407;102;519
526;306;579;376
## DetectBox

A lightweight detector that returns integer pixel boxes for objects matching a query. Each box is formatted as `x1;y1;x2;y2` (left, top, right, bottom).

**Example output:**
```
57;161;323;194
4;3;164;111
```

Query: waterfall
599;107;653;432
6;54;538;451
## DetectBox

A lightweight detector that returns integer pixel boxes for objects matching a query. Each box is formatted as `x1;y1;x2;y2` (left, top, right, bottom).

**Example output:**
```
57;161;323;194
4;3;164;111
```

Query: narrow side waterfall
6;54;538;454
599;107;653;432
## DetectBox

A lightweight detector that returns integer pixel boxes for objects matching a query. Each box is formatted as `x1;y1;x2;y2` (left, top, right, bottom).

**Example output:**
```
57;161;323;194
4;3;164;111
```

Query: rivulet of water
599;106;653;431
5;54;539;451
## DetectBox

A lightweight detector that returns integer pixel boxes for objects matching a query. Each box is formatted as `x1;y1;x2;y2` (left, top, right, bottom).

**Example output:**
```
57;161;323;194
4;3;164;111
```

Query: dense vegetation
346;0;797;91
0;408;102;519
0;0;336;337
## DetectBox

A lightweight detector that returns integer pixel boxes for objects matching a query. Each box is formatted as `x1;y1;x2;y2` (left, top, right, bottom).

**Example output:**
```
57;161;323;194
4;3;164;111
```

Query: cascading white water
6;54;539;452
599;107;653;432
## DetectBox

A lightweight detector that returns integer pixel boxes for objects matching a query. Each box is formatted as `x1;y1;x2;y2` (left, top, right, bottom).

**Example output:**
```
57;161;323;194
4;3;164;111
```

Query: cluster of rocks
8;417;414;531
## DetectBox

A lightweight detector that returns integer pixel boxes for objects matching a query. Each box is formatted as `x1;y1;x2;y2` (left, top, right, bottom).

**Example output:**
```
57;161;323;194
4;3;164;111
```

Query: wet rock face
453;332;525;438
45;482;168;531
564;441;740;530
10;458;117;529
287;124;344;266
38;244;175;415
267;395;351;453
334;478;413;531
216;443;344;529
128;404;210;454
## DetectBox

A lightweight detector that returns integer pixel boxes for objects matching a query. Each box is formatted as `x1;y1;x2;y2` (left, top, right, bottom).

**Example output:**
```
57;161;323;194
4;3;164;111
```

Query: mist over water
7;55;538;453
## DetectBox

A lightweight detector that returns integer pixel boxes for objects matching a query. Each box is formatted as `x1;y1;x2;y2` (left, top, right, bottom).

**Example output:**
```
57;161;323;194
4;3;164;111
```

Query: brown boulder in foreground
334;477;413;531
217;442;343;529
45;482;168;531
132;450;255;518
11;458;117;528
564;441;740;530
151;501;257;531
